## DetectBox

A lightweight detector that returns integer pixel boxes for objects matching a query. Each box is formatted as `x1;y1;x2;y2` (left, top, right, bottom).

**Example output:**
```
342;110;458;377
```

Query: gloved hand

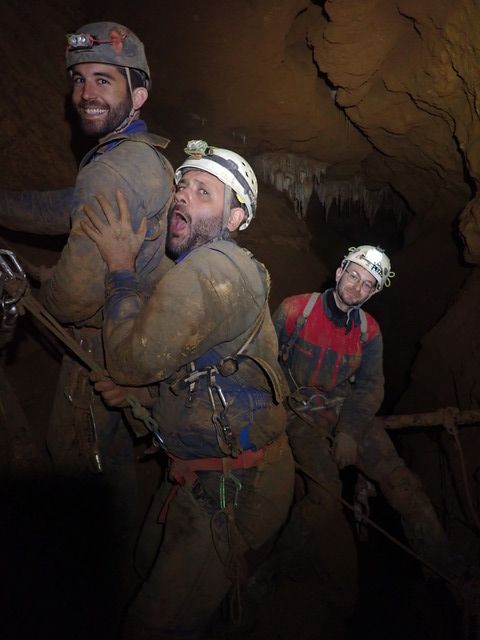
93;377;131;408
90;369;154;410
333;431;358;469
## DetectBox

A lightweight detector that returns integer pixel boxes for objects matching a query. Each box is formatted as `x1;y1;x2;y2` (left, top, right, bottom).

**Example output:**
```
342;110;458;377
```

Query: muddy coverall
0;120;174;636
101;238;295;639
273;289;455;609
0;316;46;473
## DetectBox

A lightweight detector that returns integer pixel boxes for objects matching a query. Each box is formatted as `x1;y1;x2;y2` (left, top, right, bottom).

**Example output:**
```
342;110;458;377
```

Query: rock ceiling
3;0;479;228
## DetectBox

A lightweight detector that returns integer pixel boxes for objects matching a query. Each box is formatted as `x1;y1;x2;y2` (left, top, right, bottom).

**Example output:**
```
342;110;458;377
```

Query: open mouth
169;208;190;235
174;208;188;223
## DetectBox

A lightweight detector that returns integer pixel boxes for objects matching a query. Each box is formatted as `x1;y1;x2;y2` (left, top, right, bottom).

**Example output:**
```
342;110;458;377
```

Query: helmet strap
113;66;137;134
222;184;232;229
125;66;134;99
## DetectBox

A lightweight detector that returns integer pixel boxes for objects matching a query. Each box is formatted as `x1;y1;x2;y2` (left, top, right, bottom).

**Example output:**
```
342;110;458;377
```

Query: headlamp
66;33;95;50
66;30;128;52
184;139;210;159
364;248;383;263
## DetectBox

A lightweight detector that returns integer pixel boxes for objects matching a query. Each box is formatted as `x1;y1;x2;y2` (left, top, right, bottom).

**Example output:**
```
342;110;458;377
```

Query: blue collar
95;120;148;156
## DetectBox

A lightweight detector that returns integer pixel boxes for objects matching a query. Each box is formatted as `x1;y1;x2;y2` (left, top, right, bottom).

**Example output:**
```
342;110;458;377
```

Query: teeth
84;108;107;115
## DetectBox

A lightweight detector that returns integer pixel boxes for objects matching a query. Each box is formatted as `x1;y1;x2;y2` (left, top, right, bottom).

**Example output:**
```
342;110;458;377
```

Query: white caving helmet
175;140;258;230
341;245;395;290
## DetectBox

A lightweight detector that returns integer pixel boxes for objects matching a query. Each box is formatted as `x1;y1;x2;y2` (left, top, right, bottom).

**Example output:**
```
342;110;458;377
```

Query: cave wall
1;0;480;569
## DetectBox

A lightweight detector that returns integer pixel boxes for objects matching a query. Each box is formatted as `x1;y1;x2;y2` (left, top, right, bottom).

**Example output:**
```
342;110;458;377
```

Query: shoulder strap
207;243;271;357
280;292;320;364
79;131;171;169
359;308;368;344
186;243;287;401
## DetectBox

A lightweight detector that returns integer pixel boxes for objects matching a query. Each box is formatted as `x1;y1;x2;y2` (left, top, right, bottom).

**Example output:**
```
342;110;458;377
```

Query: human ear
132;87;148;110
226;207;245;232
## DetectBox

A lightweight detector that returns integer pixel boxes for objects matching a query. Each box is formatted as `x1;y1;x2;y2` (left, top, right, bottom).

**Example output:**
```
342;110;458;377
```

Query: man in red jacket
273;246;456;611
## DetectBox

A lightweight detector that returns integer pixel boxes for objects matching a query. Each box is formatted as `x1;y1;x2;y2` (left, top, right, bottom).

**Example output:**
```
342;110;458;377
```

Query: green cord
219;472;243;509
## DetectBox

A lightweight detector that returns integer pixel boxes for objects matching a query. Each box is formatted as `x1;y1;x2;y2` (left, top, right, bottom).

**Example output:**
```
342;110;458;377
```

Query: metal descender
206;367;238;456
0;249;27;331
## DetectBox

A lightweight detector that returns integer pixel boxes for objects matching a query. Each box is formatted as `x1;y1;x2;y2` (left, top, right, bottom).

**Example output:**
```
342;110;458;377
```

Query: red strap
159;436;285;522
168;447;267;487
157;484;179;524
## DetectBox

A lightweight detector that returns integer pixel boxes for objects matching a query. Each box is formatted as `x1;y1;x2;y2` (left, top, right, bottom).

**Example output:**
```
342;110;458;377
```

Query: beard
74;96;132;138
166;206;226;259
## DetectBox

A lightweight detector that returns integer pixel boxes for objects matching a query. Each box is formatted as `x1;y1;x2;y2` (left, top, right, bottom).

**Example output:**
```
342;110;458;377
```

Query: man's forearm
0;188;74;235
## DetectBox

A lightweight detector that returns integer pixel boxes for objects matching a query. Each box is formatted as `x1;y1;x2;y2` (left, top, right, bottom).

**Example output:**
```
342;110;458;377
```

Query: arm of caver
335;331;385;441
0;188;74;235
102;245;264;386
40;143;173;324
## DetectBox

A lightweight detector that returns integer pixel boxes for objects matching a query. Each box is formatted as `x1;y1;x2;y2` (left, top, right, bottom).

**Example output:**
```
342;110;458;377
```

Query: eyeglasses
344;269;376;293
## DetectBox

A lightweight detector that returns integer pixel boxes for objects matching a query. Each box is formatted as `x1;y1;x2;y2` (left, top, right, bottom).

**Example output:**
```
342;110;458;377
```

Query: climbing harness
280;291;368;396
280;291;320;367
176;245;284;456
159;436;287;625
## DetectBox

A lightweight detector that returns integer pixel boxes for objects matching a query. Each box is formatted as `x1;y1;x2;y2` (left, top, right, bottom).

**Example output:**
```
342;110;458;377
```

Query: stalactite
253;151;406;224
254;152;327;218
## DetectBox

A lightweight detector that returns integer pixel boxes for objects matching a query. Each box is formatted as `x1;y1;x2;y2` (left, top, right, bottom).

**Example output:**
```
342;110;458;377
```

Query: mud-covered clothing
104;239;288;456
0;188;73;235
0;120;174;325
0;321;16;349
127;438;294;639
0;121;174;638
102;238;294;638
0;120;174;326
0;119;174;454
22;120;174;471
273;289;384;442
273;290;456;603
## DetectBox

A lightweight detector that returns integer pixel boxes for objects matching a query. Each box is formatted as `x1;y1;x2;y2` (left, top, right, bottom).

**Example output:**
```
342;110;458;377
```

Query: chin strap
113;66;138;134
222;184;233;230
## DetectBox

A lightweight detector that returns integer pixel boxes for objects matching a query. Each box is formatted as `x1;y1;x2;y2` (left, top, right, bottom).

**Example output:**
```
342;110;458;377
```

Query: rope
211;503;247;626
14;288;164;446
295;461;455;585
22;292;102;372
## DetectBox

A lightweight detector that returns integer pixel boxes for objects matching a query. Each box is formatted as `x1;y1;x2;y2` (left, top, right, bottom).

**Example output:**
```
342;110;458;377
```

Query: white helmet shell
342;245;394;290
175;140;258;230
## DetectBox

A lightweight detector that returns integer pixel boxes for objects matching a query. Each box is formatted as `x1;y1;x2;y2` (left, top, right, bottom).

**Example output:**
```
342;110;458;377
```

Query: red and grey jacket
272;289;384;440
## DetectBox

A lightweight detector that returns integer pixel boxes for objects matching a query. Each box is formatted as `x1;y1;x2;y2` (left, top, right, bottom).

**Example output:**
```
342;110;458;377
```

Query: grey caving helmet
65;21;151;89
